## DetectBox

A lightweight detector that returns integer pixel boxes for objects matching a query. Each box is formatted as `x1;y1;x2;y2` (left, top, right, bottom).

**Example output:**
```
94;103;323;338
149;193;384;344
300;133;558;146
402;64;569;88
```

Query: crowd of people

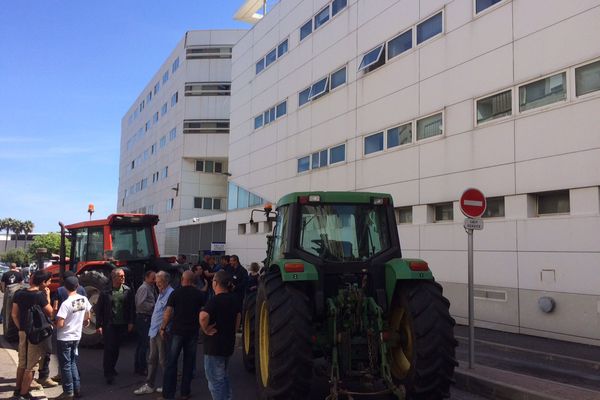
2;255;259;400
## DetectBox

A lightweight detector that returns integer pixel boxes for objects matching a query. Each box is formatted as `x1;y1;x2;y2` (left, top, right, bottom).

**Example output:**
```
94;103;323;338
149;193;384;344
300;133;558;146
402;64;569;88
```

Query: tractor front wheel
388;281;458;400
254;269;312;400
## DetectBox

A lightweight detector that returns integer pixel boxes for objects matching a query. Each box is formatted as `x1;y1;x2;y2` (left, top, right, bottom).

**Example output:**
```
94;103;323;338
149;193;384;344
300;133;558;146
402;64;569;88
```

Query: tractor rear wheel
78;270;109;347
255;269;312;400
242;290;257;372
388;280;457;400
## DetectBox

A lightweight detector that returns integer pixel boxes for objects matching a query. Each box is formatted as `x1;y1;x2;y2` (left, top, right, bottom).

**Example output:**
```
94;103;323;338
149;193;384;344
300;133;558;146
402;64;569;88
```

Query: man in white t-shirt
55;276;92;400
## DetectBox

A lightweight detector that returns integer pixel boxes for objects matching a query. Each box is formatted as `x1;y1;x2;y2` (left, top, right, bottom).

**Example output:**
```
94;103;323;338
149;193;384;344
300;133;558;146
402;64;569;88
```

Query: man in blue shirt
134;271;173;395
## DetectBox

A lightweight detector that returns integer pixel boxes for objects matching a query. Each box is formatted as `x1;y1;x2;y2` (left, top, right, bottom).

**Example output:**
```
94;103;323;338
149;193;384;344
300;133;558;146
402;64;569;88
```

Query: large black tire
78;270;109;347
242;290;257;372
254;269;312;400
388;281;458;400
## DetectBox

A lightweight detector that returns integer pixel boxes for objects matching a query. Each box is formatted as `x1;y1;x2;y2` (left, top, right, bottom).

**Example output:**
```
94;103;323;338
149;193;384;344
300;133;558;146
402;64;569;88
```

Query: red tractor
45;213;182;346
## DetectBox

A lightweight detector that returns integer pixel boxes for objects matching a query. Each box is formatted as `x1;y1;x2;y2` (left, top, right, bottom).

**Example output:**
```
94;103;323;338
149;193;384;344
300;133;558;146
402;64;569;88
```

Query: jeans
146;334;166;388
162;334;197;399
57;340;80;395
103;324;127;377
204;355;232;400
134;314;151;373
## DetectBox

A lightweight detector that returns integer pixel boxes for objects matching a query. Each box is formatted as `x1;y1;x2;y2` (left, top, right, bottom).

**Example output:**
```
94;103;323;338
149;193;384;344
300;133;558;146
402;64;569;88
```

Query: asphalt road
34;335;487;400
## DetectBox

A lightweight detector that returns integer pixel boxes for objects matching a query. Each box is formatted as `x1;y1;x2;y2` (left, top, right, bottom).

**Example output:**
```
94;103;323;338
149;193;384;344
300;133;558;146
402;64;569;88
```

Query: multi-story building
226;0;600;345
118;30;245;257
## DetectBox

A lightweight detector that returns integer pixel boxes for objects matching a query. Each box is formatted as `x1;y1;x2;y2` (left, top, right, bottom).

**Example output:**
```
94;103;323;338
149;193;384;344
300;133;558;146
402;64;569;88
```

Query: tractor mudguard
271;259;319;282
385;258;433;306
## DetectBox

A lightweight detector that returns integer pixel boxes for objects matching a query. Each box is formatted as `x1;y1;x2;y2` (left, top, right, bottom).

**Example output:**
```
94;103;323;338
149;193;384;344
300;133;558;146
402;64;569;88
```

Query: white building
226;0;600;345
118;30;245;258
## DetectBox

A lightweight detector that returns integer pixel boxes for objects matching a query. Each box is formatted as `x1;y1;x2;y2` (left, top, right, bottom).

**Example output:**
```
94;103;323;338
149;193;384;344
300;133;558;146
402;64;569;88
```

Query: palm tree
13;219;23;249
2;217;15;252
22;220;34;250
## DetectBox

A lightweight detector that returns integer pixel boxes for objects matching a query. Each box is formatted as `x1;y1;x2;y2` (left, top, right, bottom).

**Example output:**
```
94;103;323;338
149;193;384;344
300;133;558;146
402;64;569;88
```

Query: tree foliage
28;233;69;258
0;248;30;266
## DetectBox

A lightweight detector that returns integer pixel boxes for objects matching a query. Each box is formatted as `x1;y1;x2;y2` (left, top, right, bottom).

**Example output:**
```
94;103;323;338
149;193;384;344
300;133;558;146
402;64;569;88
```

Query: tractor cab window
272;206;289;260
111;226;154;260
72;227;104;262
298;204;390;262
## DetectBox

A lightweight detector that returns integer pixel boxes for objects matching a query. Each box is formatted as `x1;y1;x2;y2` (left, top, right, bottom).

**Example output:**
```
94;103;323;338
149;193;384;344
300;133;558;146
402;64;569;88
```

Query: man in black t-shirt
1;263;23;338
1;263;23;290
160;270;204;400
11;270;53;400
200;270;240;400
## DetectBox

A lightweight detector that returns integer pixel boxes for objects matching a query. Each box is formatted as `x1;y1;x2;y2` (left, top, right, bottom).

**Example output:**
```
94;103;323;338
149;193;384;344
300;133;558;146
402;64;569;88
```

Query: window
172;57;179;73
314;6;330;29
482;197;505;218
477;90;512;124
153;112;159;123
254;114;264;129
417;12;443;44
519;72;566;112
195;160;204;171
537;191;570;215
298;156;310;173
161;103;168;116
185;83;231;96
131;160;135;170
277;39;288;57
330;67;347;90
388;29;412;60
365;132;384;155
213;198;222;210
475;0;503;13
311;149;328;169
417;113;443;140
332;0;347;16
276;101;287;118
171;92;178;106
186;46;232;59
299;87;311;106
265;49;277;68
169;128;176;141
154;82;160;95
159;136;167;148
151;143;156;155
575;60;600;97
330;144;345;164
300;20;312;40
387;123;412;148
203;198;213;210
256;59;265;74
183;120;230;134
215;162;223;173
264;109;271;125
434;203;453;222
145;121;150;132
163;71;169;84
310;77;329;100
146;92;152;103
167;198;174;211
161;166;168;179
395;207;413;224
358;44;385;72
205;160;214;173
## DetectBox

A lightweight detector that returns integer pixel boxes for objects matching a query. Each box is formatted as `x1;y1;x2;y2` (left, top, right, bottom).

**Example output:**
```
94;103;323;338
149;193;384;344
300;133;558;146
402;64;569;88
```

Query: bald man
160;270;205;400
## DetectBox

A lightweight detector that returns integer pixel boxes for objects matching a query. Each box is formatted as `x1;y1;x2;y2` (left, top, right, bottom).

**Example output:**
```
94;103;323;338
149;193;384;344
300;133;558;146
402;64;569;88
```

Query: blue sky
0;1;247;233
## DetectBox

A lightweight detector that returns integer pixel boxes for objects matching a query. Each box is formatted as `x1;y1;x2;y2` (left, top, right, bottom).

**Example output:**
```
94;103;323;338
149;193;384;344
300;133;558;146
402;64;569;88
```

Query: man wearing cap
54;276;92;399
200;270;241;400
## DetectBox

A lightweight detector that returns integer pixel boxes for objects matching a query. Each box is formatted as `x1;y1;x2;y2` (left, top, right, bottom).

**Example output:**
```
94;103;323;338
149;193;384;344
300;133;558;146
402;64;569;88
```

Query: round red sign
460;188;486;218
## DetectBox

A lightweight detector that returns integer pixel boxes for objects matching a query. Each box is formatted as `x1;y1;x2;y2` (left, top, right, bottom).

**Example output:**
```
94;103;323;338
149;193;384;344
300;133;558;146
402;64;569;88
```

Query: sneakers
39;377;60;388
134;384;155;395
156;388;162;393
51;374;62;383
52;392;74;400
30;380;43;390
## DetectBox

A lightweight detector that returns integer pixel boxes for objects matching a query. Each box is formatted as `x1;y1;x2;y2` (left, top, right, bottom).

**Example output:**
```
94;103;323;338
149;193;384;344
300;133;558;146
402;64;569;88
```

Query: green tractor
242;192;457;399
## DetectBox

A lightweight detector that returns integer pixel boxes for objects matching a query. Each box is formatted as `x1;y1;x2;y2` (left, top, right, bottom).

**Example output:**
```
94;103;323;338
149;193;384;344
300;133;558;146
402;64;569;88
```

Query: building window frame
329;143;346;165
300;19;313;41
517;70;568;114
395;206;413;225
481;197;505;218
473;0;506;16
475;88;513;126
358;43;385;73
387;28;413;61
364;132;384;156
416;10;444;46
314;5;331;30
433;202;454;222
536;190;570;216
416;111;444;142
573;58;600;99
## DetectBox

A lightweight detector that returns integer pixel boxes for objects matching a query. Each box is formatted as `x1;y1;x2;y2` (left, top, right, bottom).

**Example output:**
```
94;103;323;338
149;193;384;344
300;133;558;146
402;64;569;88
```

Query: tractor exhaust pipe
59;222;66;279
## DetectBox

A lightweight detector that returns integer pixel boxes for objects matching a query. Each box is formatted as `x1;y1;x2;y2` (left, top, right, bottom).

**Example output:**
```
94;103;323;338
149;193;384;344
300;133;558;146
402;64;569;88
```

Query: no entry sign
460;188;486;218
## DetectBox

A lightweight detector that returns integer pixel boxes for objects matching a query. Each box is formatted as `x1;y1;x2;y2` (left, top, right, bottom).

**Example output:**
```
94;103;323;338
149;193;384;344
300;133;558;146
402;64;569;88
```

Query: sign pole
467;228;475;369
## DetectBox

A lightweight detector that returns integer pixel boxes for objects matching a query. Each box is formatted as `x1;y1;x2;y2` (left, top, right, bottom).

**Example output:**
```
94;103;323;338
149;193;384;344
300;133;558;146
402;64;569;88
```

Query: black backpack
26;304;54;345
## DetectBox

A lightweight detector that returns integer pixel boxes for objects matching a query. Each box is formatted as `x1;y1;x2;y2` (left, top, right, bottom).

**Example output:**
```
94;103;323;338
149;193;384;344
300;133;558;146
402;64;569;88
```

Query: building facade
118;30;245;258
226;0;600;344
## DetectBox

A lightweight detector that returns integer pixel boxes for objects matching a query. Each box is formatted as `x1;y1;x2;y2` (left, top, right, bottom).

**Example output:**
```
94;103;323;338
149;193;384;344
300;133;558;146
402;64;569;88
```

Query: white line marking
463;200;483;206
